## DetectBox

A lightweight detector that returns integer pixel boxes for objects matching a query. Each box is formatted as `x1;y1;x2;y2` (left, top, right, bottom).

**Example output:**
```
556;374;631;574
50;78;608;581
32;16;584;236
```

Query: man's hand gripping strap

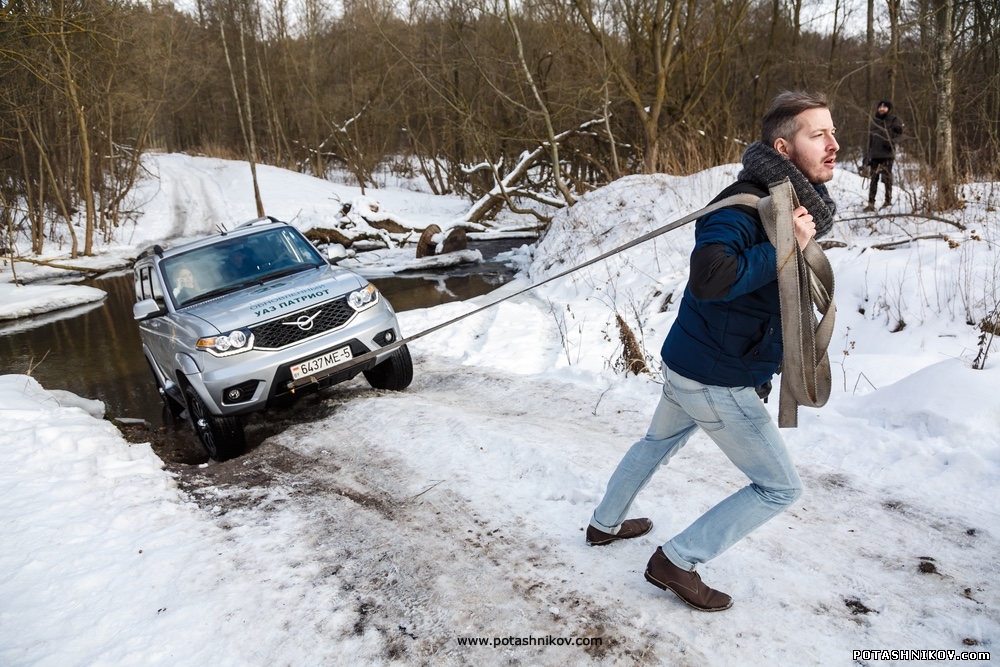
758;178;837;428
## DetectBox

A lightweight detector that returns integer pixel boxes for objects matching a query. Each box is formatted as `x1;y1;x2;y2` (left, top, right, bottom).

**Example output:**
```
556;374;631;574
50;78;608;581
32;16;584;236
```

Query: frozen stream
0;238;523;428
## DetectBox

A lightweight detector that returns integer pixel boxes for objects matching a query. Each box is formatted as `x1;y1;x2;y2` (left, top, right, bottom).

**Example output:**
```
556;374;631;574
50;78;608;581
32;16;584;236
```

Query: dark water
0;238;526;424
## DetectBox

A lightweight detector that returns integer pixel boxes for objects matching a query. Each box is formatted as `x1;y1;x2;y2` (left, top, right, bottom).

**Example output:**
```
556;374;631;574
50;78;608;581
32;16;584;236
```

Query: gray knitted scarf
738;141;837;239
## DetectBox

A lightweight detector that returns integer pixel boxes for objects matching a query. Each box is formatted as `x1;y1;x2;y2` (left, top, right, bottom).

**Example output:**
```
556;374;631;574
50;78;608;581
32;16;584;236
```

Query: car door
135;263;180;381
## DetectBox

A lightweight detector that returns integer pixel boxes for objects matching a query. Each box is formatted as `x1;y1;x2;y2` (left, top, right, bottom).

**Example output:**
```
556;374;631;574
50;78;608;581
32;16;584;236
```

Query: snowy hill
1;153;997;666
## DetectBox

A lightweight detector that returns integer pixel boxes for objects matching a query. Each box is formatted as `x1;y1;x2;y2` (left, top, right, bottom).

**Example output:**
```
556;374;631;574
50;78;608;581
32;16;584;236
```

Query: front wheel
183;383;246;461
363;344;414;391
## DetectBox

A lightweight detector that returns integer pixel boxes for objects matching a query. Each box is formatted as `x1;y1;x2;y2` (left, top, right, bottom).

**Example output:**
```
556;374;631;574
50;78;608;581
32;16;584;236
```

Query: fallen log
9;256;126;277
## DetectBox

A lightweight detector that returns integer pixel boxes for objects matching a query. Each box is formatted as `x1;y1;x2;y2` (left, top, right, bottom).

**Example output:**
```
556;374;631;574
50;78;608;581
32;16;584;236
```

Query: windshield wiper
181;283;248;306
257;265;313;282
178;266;321;307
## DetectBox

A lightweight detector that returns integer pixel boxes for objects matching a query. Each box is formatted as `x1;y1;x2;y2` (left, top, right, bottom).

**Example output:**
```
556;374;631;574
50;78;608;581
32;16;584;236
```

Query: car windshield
162;227;324;307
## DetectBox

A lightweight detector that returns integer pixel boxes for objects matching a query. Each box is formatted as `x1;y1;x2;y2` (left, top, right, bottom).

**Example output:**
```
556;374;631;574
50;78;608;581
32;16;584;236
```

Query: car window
149;267;165;303
134;265;164;304
162;227;324;307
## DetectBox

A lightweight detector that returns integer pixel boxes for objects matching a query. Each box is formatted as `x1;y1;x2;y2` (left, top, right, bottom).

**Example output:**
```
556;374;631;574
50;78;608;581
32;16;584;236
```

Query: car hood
179;265;366;333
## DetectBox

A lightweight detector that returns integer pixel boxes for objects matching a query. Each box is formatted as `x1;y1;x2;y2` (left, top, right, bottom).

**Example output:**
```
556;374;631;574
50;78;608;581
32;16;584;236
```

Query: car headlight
348;284;379;311
197;329;255;356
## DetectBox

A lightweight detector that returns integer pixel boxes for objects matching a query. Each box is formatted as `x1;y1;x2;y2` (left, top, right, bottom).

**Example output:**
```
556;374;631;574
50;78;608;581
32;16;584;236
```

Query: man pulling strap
586;91;839;612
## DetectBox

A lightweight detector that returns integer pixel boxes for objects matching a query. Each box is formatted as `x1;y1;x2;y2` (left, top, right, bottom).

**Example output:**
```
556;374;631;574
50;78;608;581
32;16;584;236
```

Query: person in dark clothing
586;91;839;612
865;100;903;211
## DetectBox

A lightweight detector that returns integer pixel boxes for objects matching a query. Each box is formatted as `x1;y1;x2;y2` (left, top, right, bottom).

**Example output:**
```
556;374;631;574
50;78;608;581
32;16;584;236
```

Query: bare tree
220;0;266;217
3;0;999;240
885;0;902;99
0;1;124;256
569;0;682;174
53;11;96;255
504;0;574;206
933;0;956;208
866;0;875;105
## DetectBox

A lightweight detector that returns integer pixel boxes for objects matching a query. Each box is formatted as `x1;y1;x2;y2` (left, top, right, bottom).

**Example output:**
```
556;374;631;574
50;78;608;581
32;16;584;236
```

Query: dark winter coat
660;181;783;388
867;112;903;162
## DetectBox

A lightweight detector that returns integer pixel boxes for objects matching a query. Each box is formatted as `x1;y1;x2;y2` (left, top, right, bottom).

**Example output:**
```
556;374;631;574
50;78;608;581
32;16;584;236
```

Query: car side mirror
133;298;166;321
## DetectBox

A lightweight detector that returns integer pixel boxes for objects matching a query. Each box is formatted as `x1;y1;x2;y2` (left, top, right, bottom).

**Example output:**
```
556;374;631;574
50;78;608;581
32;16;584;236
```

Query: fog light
222;380;260;405
373;329;396;346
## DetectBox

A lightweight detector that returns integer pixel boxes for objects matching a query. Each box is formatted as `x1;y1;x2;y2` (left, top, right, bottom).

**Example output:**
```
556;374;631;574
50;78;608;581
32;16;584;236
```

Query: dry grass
616;312;650;376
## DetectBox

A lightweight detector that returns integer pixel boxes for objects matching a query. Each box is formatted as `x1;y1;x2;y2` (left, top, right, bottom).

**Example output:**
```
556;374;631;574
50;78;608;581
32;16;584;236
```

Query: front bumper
186;303;401;417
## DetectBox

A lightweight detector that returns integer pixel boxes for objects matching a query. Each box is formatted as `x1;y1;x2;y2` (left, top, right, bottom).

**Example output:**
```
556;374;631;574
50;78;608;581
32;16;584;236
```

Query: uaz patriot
132;217;413;460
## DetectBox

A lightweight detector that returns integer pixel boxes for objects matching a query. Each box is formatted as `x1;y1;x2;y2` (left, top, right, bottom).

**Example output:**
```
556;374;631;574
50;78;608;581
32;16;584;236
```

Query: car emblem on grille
281;310;322;331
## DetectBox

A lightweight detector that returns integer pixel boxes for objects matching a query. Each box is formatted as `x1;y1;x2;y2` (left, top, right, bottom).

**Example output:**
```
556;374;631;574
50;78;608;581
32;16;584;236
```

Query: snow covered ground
1;154;998;666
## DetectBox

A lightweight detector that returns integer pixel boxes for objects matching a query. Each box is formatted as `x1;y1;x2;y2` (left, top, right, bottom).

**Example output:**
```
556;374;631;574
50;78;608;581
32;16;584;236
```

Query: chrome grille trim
250;298;355;349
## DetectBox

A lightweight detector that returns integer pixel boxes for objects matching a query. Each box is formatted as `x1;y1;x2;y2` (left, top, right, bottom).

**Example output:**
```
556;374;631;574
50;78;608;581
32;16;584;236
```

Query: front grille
250;298;355;349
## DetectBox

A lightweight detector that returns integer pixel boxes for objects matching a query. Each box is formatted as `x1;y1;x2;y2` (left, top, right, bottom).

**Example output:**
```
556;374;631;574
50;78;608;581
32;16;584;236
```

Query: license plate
290;345;353;380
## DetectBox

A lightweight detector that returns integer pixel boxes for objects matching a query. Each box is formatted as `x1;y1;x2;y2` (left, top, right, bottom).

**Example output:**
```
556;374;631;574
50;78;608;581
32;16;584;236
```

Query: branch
462;120;594;224
839;212;967;231
11;256;123;277
868;234;953;250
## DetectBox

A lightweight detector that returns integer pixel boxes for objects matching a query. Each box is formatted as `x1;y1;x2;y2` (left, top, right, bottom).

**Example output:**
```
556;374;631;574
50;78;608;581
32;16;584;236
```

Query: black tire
183;383;246;461
363;344;414;391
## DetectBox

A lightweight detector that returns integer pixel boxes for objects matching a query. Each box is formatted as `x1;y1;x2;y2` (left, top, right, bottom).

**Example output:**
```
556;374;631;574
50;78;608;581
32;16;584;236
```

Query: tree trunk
866;0;875;106
933;0;957;209
57;24;94;256
21;114;79;258
238;11;265;217
504;0;575;206
221;4;266;219
886;0;901;100
791;0;803;88
16;128;44;255
828;0;842;81
570;0;680;175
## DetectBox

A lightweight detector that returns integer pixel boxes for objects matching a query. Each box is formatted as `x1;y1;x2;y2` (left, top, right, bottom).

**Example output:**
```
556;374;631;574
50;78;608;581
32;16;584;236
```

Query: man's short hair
761;91;830;146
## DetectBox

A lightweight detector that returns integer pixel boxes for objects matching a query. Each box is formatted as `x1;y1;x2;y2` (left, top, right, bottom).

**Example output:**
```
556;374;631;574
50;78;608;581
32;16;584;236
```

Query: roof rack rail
136;243;167;260
235;215;284;230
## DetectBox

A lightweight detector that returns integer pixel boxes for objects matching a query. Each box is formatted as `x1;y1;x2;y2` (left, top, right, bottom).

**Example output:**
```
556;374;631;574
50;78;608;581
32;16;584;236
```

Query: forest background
1;0;997;259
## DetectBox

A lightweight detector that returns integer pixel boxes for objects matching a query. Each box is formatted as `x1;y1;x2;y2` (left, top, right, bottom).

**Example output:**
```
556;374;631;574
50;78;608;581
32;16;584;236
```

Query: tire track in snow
170;356;999;665
173;362;692;665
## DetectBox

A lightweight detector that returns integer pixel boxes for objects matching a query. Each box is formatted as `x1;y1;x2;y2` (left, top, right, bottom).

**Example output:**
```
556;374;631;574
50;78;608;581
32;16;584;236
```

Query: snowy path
5;152;997;666
166;355;997;666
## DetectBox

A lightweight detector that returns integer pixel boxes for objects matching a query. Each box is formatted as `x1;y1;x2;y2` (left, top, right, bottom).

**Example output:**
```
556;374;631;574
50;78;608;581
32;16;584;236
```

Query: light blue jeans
591;366;802;571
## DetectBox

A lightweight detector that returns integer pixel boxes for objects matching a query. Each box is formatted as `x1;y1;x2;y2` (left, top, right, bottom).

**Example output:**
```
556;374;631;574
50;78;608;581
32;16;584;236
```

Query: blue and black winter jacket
661;181;783;388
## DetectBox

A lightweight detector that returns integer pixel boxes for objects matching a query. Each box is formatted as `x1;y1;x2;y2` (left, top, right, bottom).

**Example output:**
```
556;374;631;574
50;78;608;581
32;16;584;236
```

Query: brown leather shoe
644;547;733;612
586;518;652;546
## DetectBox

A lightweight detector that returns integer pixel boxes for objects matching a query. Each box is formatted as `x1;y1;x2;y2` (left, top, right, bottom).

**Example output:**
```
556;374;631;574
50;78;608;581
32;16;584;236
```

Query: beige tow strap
758;178;837;427
290;182;834;428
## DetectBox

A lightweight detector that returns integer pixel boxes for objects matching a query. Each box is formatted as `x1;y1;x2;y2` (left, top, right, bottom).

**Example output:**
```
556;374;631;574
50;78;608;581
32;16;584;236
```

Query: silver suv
132;217;413;460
